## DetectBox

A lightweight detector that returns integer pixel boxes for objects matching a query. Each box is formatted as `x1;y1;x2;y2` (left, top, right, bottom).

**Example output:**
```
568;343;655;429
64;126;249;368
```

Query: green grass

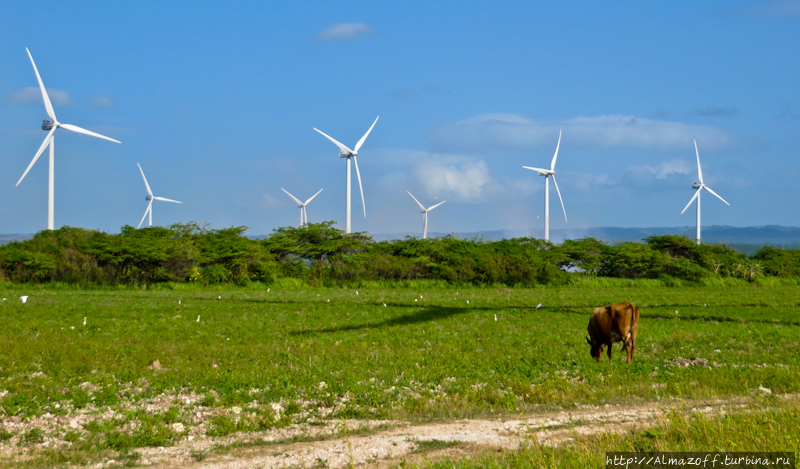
0;282;798;467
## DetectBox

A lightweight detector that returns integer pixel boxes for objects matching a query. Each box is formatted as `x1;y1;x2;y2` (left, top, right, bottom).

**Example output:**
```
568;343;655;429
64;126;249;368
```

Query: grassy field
0;280;798;467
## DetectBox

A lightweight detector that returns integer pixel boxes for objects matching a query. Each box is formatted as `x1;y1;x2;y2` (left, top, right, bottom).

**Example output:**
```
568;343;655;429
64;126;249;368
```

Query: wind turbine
681;140;729;244
313;117;379;233
137;163;182;228
281;188;323;227
523;130;566;241
16;48;121;230
407;192;446;239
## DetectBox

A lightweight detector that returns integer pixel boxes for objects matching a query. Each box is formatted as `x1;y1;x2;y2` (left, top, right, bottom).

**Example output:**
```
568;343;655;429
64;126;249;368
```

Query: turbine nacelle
692;183;701;189
42;120;54;131
146;195;153;201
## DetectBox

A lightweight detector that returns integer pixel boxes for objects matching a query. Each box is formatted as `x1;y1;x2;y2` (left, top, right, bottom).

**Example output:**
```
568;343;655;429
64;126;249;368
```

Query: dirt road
137;396;763;469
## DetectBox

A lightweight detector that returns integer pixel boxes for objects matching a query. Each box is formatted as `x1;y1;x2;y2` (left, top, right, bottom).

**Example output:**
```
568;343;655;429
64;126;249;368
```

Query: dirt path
136;396;772;469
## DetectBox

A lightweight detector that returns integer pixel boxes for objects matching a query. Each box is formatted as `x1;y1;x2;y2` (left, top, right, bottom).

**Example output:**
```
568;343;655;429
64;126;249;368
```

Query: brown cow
586;302;640;363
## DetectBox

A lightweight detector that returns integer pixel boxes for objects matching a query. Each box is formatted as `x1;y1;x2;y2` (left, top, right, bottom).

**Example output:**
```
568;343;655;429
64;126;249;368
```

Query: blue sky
1;1;798;237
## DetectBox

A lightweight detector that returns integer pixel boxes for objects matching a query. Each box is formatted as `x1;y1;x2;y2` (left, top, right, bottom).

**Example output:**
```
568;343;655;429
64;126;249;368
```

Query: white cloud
744;0;800;17
262;193;285;208
415;160;492;201
315;23;373;40
373;149;494;201
638;159;694;180
91;95;116;107
432;114;732;152
10;87;72;105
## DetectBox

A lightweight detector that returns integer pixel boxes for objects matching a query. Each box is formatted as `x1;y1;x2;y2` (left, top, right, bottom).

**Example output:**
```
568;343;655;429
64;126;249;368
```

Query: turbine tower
681;140;729;244
281;188;323;227
137;163;182;228
313;117;379;233
407;192;445;239
16;48;121;230
523;130;567;241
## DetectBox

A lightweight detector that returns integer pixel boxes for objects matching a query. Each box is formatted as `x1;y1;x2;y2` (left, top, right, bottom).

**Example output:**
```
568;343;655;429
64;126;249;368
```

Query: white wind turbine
407;192;446;239
137;163;182;228
16;48;121;230
313;117;379;233
681;140;729;244
523;130;567;241
281;188;323;227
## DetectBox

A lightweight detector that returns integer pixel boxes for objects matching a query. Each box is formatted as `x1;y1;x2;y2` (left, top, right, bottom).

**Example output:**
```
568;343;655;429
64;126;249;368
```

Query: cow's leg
629;329;637;363
607;342;613;360
625;340;632;363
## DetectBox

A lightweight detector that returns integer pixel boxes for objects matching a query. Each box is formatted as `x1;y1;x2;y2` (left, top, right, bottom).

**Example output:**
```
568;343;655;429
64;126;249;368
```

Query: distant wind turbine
313;117;379;233
137;163;182;228
17;48;121;230
523;130;566;241
681;140;729;244
407;192;445;239
281;188;323;227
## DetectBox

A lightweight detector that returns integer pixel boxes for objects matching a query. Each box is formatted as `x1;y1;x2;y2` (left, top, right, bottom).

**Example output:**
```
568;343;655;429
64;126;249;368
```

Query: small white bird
383;303;387;307
83;317;87;326
327;299;330;303
178;300;181;305
420;295;423;299
218;296;221;300
494;314;497;321
675;310;679;315
415;299;418;302
356;291;359;295
267;288;270;292
20;296;28;304
196;315;200;322
466;300;470;304
536;303;542;309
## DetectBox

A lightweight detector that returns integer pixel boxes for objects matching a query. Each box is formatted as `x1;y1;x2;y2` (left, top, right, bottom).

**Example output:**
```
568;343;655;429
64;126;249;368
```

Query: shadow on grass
290;306;473;335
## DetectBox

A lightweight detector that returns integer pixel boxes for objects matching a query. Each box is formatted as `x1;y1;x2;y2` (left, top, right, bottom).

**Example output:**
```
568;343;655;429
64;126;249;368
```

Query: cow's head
586;337;603;362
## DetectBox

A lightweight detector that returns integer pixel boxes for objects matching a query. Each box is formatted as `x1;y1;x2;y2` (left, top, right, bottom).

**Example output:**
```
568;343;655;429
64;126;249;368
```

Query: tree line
0;222;797;286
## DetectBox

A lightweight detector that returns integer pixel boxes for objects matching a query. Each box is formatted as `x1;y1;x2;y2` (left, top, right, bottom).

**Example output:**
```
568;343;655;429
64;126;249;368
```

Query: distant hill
7;226;800;255
370;225;800;254
0;234;34;245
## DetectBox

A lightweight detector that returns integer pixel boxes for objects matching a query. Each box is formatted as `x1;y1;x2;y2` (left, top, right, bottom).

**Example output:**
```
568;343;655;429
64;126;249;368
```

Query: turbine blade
681;188;701;214
153;196;182;203
281;188;303;206
137;163;153;197
26;48;56;122
354;116;379;152
353;155;366;218
427;200;446;211
694;139;703;185
703;186;730;206
313;128;353;154
551;175;567;222
138;201;153;229
17;128;56;186
304;188;324;205
522;166;551;174
550;129;562;171
407;191;426;211
59;123;121;144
